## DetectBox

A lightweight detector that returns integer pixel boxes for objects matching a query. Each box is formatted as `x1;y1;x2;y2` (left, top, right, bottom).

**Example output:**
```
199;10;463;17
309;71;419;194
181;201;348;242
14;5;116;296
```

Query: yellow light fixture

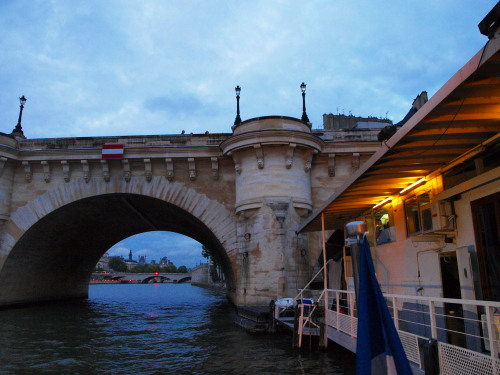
399;178;426;195
373;197;392;210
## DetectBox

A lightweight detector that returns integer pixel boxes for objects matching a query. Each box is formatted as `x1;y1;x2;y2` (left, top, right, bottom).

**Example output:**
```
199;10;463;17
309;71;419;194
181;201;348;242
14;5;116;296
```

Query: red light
155;272;159;275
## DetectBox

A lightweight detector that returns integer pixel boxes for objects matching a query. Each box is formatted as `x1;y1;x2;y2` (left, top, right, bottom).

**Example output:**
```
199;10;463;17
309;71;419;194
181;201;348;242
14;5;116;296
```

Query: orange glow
399;178;426;195
373;197;392;210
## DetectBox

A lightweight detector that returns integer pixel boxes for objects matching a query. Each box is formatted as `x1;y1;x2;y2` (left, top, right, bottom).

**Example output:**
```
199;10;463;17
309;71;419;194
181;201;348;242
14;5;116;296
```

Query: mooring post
269;300;276;333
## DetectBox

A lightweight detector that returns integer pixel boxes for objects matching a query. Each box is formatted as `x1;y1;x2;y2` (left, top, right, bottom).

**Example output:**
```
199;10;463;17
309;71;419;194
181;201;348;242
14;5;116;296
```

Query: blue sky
1;1;496;267
107;232;206;269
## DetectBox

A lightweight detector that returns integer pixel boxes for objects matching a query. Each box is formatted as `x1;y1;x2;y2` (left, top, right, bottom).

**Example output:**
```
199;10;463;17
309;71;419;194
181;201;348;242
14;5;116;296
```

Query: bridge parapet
0;133;237;188
16;133;231;150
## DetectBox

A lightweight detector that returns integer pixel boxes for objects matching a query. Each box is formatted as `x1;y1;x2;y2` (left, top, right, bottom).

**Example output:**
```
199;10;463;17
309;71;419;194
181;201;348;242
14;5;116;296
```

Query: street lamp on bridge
233;85;242;128
12;95;27;136
300;82;310;125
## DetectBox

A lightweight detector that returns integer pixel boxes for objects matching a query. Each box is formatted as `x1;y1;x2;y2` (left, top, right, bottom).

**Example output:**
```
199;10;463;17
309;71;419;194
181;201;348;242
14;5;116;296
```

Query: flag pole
355;236;413;374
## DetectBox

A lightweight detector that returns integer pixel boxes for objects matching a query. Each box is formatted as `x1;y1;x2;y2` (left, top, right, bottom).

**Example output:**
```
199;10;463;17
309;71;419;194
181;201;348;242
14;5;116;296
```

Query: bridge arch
0;177;237;307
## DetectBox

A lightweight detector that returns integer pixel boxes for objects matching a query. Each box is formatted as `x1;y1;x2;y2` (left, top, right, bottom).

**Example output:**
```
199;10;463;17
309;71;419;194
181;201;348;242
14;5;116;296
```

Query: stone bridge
0;114;381;308
92;272;191;283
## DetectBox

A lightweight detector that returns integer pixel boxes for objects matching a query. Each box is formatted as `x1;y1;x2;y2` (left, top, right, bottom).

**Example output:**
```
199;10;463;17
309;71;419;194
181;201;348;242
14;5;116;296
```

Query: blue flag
356;237;413;375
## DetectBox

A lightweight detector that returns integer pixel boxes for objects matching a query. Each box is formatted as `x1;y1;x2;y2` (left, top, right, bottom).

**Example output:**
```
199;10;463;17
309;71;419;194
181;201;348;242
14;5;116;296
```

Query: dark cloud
145;93;205;116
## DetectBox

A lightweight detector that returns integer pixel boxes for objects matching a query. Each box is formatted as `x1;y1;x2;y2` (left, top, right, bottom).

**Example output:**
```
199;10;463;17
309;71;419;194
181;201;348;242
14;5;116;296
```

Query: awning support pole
321;212;329;348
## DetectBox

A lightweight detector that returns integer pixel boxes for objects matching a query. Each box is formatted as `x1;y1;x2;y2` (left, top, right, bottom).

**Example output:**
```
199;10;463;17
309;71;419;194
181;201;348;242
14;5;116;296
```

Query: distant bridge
91;272;191;284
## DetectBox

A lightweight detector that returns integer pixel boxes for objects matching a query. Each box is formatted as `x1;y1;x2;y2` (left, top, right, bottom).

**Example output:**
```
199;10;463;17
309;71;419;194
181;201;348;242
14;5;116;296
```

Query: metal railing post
485;305;498;360
393;296;399;330
429;300;438;339
350;292;355;337
336;291;340;329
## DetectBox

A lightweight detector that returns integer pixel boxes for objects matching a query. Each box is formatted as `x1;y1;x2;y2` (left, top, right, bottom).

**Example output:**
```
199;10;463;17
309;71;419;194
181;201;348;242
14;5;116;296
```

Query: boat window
405;192;432;236
374;205;395;245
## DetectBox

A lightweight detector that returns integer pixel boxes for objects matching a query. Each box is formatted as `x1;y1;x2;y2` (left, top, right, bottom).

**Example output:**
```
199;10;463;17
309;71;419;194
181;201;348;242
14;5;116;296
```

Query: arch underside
0;179;236;307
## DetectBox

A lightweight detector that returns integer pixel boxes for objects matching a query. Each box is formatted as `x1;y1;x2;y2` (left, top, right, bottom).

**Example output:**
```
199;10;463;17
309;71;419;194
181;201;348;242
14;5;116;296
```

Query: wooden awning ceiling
299;34;500;233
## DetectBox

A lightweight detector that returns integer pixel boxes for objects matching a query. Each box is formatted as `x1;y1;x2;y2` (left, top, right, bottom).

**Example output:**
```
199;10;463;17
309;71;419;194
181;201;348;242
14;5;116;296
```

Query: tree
108;257;128;272
201;245;224;281
130;264;146;273
165;264;177;273
201;245;210;259
150;265;162;273
177;265;188;273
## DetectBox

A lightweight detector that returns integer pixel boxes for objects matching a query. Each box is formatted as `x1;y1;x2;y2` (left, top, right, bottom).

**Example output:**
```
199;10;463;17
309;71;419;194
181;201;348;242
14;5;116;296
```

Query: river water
0;283;355;374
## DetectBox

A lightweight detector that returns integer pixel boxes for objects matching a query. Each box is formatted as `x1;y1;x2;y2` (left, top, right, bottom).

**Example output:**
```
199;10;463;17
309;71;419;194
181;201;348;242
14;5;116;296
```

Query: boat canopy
298;33;500;233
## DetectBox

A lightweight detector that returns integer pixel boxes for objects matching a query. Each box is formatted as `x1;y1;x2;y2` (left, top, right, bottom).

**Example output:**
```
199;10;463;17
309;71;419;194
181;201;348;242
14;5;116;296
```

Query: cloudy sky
1;1;496;267
106;232;206;269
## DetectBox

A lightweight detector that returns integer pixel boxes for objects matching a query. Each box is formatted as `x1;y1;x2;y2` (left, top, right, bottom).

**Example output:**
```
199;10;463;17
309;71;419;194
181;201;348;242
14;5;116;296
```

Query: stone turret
221;116;324;304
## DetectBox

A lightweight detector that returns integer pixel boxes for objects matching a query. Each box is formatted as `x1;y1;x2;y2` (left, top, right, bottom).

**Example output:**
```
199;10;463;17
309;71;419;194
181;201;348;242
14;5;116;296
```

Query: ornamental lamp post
12;95;27;135
233;85;242;128
300;82;310;124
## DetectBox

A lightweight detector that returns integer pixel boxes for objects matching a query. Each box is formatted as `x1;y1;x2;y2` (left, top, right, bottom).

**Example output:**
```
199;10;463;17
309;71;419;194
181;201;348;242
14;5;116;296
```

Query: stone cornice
0;143;20;159
220;129;324;156
322;141;381;154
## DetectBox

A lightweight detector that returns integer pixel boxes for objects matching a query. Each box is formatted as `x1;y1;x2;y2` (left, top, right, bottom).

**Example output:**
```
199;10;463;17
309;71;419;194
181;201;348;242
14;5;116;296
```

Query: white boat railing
271;261;333;348
321;288;500;374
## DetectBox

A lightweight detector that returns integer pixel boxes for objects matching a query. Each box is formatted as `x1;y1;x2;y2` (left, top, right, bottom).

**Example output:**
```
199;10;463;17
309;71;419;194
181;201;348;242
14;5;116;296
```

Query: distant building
394;91;428;126
124;249;138;270
159;256;173;268
138;255;147;265
322;113;392;131
109;250;174;270
378;91;428;142
96;252;110;271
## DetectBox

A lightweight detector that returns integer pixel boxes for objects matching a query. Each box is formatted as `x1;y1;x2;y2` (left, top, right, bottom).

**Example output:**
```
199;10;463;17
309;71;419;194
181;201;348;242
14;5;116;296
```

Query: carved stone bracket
144;158;152;182
352;153;360;172
267;201;289;230
211;157;219;180
100;160;110;182
122;159;131;182
41;161;51;183
0;157;7;177
165;158;174;181
22;161;32;183
304;150;316;172
188;158;196;181
328;153;336;177
286;143;296;169
81;160;90;183
231;154;241;175
254;145;264;169
61;160;70;182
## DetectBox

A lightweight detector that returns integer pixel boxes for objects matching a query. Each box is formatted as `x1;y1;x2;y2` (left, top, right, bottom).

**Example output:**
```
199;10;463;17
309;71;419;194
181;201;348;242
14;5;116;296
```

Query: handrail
322;288;500;362
294;259;333;301
296;301;320;348
380;292;500;308
324;288;500;308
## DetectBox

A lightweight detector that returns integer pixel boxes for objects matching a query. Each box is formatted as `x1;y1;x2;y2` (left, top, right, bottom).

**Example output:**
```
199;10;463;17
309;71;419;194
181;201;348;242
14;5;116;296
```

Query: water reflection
0;284;354;374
